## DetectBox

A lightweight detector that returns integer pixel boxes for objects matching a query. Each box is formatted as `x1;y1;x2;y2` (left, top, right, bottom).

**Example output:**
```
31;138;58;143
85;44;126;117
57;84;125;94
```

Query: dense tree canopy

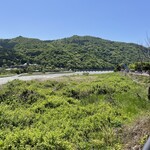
0;35;149;70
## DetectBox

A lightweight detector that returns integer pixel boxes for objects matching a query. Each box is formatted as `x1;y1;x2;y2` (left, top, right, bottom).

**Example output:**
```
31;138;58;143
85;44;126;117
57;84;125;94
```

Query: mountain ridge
0;35;140;45
0;35;147;70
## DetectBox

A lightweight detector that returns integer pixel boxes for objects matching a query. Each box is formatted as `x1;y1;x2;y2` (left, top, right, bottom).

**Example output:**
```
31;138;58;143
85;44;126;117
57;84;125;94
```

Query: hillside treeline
0;35;148;70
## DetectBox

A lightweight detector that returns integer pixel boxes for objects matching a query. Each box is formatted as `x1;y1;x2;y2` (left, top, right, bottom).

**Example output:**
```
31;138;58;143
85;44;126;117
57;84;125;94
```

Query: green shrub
0;73;149;149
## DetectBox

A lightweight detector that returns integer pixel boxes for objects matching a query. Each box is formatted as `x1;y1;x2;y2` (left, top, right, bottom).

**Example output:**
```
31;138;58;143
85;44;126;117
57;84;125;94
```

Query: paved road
0;71;113;85
129;72;149;76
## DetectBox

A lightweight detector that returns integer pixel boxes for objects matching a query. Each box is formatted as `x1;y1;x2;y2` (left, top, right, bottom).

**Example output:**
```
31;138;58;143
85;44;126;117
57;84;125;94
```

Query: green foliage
129;62;150;73
0;35;149;70
0;73;149;149
114;64;121;72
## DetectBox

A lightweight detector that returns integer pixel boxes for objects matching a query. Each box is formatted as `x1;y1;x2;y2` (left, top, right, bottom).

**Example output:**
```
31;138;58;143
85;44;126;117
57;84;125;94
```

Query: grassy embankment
0;73;149;149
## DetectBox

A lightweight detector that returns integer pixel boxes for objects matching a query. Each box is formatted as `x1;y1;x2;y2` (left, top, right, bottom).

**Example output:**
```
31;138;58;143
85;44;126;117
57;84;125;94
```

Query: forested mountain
0;35;147;70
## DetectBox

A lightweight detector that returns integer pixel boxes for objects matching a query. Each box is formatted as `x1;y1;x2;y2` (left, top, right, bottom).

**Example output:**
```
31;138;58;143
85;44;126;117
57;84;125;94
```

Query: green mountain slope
0;35;147;70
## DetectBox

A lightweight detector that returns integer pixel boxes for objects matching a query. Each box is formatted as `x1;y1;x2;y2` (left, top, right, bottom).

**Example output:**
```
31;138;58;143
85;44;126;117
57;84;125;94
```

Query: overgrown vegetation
129;62;150;73
0;73;149;149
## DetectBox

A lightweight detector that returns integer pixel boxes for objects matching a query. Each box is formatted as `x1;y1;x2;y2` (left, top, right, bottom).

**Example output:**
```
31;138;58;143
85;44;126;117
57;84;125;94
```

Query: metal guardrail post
143;137;150;150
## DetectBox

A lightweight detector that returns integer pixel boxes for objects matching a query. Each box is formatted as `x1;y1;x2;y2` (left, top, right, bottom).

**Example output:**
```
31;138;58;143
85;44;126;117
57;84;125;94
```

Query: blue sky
0;0;150;44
